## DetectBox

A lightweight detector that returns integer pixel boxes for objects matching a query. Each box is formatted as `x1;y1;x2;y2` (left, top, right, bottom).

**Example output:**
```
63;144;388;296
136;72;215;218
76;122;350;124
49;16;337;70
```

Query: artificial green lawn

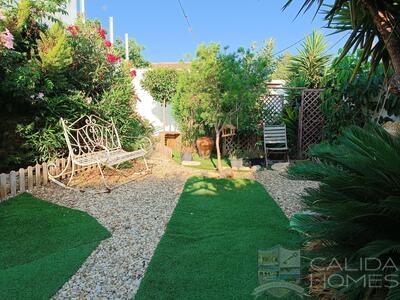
173;150;231;170
0;193;111;299
135;177;301;300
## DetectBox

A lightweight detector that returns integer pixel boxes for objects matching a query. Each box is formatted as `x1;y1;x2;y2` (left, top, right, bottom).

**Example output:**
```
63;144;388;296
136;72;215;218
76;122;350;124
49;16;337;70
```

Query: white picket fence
0;158;91;201
0;144;171;201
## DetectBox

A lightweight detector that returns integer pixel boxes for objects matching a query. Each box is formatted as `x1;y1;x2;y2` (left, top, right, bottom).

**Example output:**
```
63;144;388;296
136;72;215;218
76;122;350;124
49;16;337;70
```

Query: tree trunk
215;126;222;171
163;99;166;132
363;0;400;92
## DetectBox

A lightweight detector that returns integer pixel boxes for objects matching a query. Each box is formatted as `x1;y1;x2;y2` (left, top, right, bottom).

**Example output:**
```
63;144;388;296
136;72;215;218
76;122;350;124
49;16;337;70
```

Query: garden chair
49;115;152;191
263;124;289;165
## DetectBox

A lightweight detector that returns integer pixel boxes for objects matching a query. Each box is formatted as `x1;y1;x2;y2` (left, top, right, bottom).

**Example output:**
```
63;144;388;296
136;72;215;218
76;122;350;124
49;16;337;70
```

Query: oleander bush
0;1;152;171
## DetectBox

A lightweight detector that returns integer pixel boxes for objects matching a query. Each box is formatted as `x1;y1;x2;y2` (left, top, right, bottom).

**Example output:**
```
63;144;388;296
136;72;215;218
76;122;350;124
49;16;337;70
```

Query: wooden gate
298;89;323;158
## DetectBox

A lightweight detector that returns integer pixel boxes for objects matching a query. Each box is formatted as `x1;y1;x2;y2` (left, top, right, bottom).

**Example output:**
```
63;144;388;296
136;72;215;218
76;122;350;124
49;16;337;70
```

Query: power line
177;0;193;32
273;28;348;57
326;32;350;52
273;37;305;57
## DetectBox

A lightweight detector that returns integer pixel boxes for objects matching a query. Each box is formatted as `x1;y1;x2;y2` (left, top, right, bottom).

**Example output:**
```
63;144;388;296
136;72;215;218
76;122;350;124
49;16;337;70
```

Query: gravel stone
254;170;319;218
30;153;318;299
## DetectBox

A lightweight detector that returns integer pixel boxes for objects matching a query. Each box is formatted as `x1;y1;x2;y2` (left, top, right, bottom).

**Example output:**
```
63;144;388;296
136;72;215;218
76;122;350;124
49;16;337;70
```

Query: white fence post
10;171;16;196
19;168;26;193
0;174;7;200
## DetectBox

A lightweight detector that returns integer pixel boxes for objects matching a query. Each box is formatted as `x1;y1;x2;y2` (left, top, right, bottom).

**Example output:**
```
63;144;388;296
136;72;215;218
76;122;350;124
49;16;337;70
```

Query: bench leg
97;162;111;191
67;162;76;186
143;157;149;172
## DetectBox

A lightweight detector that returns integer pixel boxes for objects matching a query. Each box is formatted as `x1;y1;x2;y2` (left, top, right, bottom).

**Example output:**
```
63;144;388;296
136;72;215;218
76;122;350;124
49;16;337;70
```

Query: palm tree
284;0;400;93
289;30;330;88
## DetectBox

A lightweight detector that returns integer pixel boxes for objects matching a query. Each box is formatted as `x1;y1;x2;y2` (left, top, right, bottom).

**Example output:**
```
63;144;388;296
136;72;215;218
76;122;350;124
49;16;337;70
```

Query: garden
1;0;400;299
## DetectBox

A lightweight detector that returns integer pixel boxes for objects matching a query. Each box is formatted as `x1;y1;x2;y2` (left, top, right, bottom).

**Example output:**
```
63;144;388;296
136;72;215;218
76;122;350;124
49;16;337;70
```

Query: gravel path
30;155;318;299
33;175;185;299
254;170;319;218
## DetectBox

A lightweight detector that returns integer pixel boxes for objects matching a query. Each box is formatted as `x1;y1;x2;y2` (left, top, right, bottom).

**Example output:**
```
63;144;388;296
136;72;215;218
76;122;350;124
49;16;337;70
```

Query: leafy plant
284;0;400;93
0;3;152;170
115;37;149;68
321;49;400;141
173;44;272;170
141;68;179;130
36;22;72;92
288;30;330;89
287;124;400;299
280;106;298;156
271;52;292;80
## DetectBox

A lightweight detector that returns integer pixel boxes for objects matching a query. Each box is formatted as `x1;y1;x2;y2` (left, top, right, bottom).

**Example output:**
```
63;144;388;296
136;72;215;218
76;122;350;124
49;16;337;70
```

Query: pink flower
104;40;112;47
97;28;107;39
66;25;79;36
106;53;120;63
130;69;137;78
0;28;14;49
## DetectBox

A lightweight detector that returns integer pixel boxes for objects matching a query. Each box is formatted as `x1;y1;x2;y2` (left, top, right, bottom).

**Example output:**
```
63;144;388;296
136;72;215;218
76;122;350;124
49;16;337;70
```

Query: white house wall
133;69;179;134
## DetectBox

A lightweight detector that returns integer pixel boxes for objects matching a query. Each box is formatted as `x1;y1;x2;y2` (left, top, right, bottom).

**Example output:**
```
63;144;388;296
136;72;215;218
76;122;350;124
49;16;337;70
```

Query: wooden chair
263;124;289;166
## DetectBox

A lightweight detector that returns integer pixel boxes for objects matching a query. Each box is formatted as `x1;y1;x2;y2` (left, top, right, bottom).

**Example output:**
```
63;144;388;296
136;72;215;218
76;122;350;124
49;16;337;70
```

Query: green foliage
115;37;149;68
66;19;117;99
282;31;329;155
36;22;72;92
141;68;179;105
0;3;152;171
321;50;400;141
289;30;330;89
271;52;292;80
284;0;400;83
173;44;272;143
288;124;400;299
173;43;272;169
280;106;298;156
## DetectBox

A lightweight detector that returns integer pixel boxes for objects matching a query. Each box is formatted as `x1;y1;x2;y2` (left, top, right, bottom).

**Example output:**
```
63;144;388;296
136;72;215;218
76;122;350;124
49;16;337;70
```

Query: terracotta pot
196;136;214;159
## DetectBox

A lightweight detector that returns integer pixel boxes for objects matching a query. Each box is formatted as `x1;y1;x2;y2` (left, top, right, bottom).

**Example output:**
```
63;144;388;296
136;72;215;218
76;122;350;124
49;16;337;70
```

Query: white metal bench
49;115;152;190
263;124;289;165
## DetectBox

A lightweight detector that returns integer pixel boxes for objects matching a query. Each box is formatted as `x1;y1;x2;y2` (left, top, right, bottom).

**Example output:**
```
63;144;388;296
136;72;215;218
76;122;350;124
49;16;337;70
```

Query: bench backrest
263;124;288;148
61;115;122;158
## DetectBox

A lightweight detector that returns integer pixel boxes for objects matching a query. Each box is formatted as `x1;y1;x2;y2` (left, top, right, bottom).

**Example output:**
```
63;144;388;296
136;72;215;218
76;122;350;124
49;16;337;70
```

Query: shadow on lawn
183;176;255;196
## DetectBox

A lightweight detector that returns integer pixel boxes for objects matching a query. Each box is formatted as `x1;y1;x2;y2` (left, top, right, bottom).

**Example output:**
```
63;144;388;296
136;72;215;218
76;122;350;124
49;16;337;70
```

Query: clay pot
196;136;214;159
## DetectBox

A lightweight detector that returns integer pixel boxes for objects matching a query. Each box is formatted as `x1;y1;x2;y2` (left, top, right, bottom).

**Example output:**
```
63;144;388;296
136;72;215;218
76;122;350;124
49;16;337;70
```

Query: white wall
133;69;179;134
60;0;78;25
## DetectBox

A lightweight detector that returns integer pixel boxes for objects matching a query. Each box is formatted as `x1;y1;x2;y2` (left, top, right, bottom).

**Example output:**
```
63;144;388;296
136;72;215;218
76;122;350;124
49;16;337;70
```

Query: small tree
115;37;149;68
141;68;179;131
173;44;271;170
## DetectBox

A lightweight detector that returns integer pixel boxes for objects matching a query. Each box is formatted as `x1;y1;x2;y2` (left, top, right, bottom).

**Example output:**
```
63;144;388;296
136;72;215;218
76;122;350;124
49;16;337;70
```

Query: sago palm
288;124;400;299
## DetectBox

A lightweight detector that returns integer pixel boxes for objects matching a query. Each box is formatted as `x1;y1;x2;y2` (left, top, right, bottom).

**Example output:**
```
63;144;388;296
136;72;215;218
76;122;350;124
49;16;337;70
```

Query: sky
83;0;346;63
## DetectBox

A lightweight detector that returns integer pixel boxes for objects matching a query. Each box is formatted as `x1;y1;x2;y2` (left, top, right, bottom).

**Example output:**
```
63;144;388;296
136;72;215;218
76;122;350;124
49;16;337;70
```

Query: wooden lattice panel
222;134;262;156
298;89;323;158
260;94;285;125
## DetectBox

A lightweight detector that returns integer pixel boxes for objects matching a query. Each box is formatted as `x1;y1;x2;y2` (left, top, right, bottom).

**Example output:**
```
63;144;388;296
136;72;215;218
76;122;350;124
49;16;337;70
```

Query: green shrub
0;8;152;168
322;50;400;141
288;124;400;299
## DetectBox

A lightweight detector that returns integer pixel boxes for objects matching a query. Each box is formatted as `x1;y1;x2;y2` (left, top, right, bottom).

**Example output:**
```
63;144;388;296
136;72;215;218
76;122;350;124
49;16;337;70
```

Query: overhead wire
177;0;193;32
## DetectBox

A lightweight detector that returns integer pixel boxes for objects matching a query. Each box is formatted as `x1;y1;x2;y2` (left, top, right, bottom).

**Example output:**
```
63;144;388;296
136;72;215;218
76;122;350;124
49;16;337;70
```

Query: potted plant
229;148;244;169
196;136;214;159
180;142;194;161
